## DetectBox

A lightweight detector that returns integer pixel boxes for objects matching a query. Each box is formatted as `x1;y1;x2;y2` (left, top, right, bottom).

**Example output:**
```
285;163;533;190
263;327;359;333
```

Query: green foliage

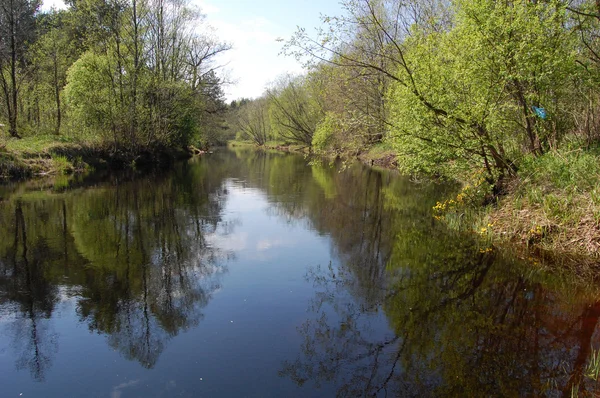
312;112;339;151
387;0;576;180
0;0;230;154
267;74;322;146
141;79;201;147
233;98;270;146
273;0;600;194
64;51;115;138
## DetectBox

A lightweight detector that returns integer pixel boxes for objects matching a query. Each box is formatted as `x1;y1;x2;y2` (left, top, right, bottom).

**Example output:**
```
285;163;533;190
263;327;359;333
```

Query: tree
0;0;40;138
64;51;120;142
387;0;575;182
284;0;405;148
31;11;78;135
267;74;322;147
62;0;230;149
234;97;270;146
286;0;576;188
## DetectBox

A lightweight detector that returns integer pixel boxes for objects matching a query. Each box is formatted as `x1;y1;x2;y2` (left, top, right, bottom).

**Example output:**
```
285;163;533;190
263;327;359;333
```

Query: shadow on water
0;148;599;397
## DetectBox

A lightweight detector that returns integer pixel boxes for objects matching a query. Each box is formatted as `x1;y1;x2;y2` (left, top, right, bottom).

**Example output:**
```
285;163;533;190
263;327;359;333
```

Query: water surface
0;148;598;397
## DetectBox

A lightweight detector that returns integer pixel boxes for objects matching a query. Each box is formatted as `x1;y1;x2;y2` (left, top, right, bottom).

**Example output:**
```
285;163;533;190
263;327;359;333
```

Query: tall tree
0;0;39;138
32;11;78;135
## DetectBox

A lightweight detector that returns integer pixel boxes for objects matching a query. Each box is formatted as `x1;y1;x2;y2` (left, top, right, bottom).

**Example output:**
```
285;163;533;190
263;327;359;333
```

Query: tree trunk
9;0;20;139
53;49;61;135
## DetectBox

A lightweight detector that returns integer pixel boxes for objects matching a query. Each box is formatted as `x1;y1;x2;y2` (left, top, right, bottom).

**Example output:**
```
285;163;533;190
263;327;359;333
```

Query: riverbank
13;136;595;266
0;135;192;180
228;140;399;169
435;147;600;269
487;148;600;262
228;140;309;154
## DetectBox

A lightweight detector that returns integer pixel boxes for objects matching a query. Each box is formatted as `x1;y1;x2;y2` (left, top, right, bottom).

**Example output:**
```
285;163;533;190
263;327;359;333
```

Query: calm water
0;148;598;397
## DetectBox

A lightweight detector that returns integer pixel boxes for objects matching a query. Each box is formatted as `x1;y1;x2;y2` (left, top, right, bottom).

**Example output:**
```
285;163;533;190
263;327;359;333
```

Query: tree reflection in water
1;149;599;395
269;158;600;397
0;161;234;376
0;200;59;381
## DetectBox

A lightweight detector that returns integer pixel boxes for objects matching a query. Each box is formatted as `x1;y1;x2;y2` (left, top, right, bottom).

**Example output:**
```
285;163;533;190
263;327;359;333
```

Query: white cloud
39;0;305;100
111;380;140;398
194;1;304;100
217;21;304;100
207;231;248;252
41;0;67;11
256;238;291;251
195;0;220;15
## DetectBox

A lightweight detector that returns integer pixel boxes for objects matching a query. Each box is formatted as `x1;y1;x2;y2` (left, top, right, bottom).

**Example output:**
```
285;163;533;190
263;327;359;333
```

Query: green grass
511;148;600;226
362;142;395;155
585;348;600;381
432;144;600;267
365;141;395;153
518;147;600;192
570;347;600;397
0;135;101;179
4;134;77;155
0;135;76;178
51;154;74;175
484;146;600;259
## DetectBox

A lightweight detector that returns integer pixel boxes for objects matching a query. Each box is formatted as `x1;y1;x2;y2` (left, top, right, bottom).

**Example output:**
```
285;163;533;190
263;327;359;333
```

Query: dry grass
484;148;600;260
489;198;600;258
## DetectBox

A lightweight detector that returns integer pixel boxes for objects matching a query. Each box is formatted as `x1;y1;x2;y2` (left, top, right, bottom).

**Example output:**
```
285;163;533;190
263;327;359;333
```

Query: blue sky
42;0;344;101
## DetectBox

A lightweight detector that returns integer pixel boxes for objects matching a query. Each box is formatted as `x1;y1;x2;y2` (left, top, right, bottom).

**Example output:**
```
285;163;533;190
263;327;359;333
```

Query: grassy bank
434;145;600;268
489;148;600;260
356;143;398;169
0;135;191;180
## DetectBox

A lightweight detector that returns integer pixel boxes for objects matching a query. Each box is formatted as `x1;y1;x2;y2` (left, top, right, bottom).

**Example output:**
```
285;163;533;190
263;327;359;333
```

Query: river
0;147;598;397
